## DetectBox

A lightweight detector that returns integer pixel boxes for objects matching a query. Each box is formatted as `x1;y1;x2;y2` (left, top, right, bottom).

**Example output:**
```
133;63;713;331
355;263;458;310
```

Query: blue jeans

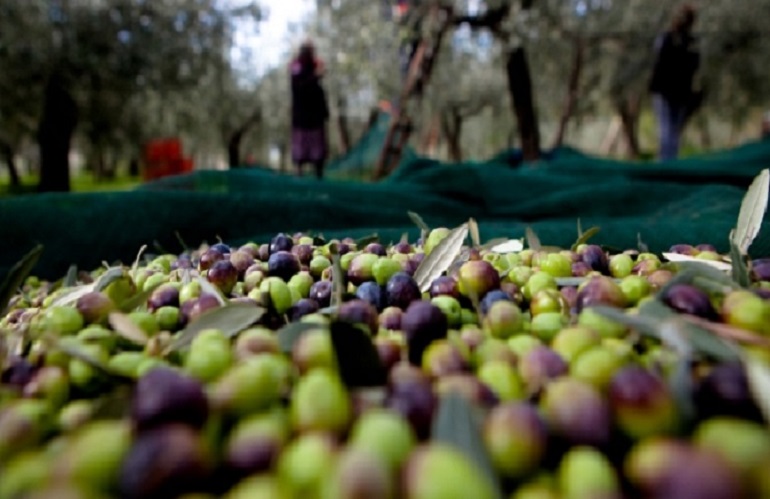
653;94;688;161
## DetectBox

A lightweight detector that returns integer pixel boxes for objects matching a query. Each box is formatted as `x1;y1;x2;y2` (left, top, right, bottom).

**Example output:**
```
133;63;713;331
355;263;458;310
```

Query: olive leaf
355;234;380;247
108;312;150;346
577;218;583;237
0;244;44;316
330;251;345;310
673;261;740;289
733;168;769;255
414;223;469;293
571;226;601;252
665;317;741;362
744;355;770;427
51;336;134;383
277;322;326;354
468;218;481;248
668;358;697;430
329;320;387;388
729;235;751;288
131;244;148;280
195;276;228;306
589;305;663;339
637;233;649;253
525;226;541;251
168;303;265;352
94;267;128;293
408;211;431;243
431;392;503;499
117;280;164;313
90;385;135;420
681;315;770;349
51;284;94;307
662;254;731;273
483;238;516;253
63;265;79;288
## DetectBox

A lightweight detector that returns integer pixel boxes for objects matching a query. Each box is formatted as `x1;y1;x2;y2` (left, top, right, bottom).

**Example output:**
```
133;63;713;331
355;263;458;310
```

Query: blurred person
649;3;702;161
289;39;330;179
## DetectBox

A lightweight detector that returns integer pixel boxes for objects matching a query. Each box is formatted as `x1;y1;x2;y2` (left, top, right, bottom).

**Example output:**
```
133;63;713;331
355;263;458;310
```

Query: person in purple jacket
649;4;702;161
289;40;330;179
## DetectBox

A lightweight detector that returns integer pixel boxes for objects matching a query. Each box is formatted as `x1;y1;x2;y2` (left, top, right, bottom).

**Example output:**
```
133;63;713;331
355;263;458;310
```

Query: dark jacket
649;31;700;103
290;60;330;129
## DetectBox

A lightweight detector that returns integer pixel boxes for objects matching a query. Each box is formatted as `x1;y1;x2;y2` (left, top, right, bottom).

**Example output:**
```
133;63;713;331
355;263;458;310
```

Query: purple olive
269;233;293;254
385;272;422;311
267;251;301;281
309;280;333;308
401;301;449;366
131;367;209;432
660;283;718;320
428;276;460;300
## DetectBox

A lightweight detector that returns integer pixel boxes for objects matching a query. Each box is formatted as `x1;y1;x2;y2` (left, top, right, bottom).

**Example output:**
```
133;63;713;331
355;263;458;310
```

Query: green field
0;172;142;197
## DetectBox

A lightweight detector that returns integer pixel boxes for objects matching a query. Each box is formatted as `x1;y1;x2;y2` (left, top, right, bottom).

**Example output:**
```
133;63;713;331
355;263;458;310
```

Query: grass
0;172;141;197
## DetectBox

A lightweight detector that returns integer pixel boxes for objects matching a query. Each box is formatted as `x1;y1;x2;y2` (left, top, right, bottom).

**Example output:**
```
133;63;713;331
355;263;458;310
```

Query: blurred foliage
2;0;770;185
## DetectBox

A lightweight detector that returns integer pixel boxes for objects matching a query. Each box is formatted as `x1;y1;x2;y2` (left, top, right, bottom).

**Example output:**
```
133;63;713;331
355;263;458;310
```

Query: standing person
290;39;330;179
649;4;702;161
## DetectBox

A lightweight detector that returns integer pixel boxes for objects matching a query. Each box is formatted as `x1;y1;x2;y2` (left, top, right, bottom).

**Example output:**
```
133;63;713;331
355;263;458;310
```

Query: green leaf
729;236;751;288
468;218;481;248
571;226;601;252
169;303;265;352
108;312;149;346
355;234;380;247
0;244;43;316
329;320;387;388
93;267;127;293
733;168;769;255
744;355;770;427
431;392;503;499
577;218;583;237
63;265;79;288
277;321;326;354
414;223;469;293
117;280;164;313
525;226;541;251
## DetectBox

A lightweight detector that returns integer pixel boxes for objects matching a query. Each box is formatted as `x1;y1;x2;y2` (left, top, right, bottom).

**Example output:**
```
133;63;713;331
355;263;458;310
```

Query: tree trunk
227;130;245;168
616;95;641;159
336;96;351;155
552;39;585;149
37;72;78;193
441;108;463;162
505;47;541;161
227;109;261;169
0;140;21;188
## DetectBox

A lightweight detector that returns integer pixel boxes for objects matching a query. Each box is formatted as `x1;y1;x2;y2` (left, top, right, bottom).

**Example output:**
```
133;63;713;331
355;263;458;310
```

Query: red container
142;138;193;181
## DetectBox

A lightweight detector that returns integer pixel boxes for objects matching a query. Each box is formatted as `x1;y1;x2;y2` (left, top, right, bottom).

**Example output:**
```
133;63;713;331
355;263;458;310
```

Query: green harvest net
2;111;770;281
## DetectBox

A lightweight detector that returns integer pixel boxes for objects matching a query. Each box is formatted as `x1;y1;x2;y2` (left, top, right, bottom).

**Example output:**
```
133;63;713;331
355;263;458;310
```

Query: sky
230;0;316;78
